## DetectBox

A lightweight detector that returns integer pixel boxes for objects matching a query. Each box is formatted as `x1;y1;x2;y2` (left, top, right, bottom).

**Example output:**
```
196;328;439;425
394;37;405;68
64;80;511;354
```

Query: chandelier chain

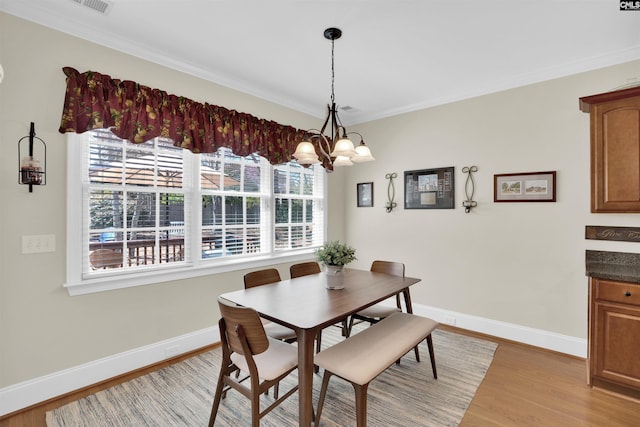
331;38;335;104
291;27;375;168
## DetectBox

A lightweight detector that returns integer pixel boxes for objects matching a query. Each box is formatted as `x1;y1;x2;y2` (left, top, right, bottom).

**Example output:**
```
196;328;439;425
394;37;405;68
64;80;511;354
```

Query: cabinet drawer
596;279;640;305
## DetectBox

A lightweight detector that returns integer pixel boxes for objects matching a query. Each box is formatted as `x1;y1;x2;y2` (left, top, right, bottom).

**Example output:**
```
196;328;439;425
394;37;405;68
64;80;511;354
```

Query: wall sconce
18;122;46;192
461;166;478;213
385;172;398;213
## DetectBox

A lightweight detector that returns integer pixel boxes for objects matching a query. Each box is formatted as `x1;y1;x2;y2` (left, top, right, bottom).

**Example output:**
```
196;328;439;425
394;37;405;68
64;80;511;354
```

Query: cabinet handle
625;291;631;297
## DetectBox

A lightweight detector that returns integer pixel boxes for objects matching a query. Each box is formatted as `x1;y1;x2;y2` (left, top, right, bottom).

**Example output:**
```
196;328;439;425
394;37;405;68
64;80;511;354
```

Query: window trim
65;133;326;296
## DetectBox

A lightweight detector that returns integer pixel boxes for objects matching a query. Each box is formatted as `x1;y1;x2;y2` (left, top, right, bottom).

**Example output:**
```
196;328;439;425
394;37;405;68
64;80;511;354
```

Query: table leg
297;328;316;427
402;287;421;361
402;287;414;313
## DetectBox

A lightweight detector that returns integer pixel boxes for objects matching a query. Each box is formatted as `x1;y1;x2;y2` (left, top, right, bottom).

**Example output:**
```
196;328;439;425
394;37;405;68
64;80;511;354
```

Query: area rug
46;325;497;426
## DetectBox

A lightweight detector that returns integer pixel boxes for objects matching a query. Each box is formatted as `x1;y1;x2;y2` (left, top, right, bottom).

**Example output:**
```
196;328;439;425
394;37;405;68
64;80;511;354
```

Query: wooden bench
314;312;438;427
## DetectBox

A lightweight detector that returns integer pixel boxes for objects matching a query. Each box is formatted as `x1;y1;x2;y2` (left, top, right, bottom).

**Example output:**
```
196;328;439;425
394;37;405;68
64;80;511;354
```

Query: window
66;130;326;295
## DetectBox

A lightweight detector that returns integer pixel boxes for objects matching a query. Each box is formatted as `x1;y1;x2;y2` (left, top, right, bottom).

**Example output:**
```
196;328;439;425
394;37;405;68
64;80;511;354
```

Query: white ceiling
3;0;640;125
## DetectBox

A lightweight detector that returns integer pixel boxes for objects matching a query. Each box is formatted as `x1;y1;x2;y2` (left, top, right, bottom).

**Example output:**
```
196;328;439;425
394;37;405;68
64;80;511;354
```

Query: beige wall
2;11;640;400
345;60;640;338
0;13;344;389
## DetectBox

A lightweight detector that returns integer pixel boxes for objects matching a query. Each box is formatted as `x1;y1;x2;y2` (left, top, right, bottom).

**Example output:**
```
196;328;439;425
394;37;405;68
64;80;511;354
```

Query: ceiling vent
70;0;113;14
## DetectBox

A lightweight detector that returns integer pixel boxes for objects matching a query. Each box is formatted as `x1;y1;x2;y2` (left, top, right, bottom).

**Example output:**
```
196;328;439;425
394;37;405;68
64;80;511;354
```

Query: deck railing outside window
82;130;325;274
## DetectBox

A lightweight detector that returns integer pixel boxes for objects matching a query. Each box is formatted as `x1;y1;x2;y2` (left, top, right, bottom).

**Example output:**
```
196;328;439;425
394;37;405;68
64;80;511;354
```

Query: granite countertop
586;250;640;284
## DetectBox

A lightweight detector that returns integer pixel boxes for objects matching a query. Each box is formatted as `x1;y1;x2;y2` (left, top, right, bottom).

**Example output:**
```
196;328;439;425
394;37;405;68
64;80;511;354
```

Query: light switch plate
22;234;56;253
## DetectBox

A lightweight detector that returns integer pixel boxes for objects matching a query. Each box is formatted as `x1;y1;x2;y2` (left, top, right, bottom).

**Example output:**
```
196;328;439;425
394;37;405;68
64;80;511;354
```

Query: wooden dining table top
219;267;421;331
218;267;422;427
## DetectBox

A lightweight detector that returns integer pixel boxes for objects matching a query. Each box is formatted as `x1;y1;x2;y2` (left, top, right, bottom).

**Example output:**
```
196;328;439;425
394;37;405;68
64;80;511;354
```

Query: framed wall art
494;171;556;202
357;182;374;207
404;167;455;209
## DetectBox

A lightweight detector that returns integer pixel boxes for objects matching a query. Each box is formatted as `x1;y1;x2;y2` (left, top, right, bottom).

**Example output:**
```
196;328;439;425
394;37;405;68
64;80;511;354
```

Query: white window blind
85;131;191;273
65;129;326;294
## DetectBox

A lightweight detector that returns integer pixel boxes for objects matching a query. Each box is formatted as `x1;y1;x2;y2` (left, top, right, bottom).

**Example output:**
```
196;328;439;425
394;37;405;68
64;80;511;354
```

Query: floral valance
58;67;310;166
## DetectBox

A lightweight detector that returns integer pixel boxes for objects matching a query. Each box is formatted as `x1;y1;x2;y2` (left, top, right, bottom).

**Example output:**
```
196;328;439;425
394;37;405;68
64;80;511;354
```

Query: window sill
64;249;317;296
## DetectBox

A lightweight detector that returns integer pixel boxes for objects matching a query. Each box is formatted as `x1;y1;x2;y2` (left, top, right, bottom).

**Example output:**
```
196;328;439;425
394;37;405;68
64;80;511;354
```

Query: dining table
218;267;422;427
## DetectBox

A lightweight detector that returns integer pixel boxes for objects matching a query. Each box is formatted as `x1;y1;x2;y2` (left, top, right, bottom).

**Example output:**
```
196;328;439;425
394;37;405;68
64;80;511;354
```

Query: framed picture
404;167;455;209
494;171;556;202
357;182;374;207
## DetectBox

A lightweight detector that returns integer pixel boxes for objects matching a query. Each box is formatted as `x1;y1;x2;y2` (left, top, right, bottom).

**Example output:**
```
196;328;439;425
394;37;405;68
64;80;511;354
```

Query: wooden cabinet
588;278;640;399
580;86;640;213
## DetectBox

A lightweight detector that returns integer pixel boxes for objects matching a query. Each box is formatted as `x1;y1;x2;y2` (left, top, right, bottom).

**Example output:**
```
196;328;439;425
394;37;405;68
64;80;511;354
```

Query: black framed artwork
404;167;455;209
357;182;374;207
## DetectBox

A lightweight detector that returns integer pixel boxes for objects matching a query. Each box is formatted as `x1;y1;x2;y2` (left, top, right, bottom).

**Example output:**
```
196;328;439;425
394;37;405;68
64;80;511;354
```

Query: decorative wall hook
385;172;398;213
18;122;47;193
461;166;478;213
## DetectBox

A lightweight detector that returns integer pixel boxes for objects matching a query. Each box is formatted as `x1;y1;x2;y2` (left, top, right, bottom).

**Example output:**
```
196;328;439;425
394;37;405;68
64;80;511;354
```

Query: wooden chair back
210;297;299;426
217;297;269;356
371;260;405;277
243;268;281;289
371;260;405;310
290;261;321;278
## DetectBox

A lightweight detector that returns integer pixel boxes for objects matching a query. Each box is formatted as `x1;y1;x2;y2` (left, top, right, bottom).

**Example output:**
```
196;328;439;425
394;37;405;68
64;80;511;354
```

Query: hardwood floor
2;326;639;426
448;326;640;427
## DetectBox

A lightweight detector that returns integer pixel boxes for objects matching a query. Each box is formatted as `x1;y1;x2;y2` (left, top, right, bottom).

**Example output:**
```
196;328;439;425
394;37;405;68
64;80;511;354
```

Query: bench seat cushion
314;313;438;385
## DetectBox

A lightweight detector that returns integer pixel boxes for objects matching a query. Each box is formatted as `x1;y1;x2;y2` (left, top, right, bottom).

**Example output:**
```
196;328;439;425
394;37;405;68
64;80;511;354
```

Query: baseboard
0;305;587;416
411;303;587;358
0;326;220;417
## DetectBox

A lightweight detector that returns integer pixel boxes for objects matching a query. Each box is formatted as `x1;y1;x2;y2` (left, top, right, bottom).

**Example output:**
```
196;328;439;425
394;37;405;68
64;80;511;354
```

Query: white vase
325;264;345;290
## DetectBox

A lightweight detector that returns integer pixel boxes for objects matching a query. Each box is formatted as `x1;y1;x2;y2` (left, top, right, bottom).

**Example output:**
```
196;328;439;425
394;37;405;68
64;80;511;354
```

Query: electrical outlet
444;316;457;326
22;234;56;253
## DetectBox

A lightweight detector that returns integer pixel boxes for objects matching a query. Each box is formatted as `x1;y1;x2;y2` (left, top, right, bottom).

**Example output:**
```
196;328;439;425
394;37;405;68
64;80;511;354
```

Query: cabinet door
590;97;640;212
593;300;640;389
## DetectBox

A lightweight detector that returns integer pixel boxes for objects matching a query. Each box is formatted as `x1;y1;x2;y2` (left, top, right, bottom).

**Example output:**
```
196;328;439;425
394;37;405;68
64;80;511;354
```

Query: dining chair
243;268;298;398
244;269;297;343
209;297;299;427
244;268;283;288
289;261;322;279
289;261;349;355
348;260;422;363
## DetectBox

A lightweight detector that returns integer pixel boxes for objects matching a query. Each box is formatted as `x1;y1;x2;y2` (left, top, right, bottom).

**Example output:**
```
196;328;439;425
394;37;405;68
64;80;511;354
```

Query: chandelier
292;27;375;167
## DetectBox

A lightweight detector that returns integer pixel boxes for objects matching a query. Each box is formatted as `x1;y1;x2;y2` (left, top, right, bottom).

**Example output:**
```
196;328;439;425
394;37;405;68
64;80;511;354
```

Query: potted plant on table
316;240;357;289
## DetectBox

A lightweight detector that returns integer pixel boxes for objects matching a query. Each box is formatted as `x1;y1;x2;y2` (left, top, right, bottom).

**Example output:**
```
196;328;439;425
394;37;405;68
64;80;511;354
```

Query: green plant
315;241;357;266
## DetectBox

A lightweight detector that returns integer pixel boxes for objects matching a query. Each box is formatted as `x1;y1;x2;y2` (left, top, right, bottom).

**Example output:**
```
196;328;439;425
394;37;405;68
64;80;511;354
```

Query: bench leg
353;382;369;427
427;334;437;379
316;370;333;426
394;343;420;366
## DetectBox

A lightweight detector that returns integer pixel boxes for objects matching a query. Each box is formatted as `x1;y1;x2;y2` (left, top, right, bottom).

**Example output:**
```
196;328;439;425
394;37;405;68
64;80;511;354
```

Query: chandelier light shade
292;27;375;168
292;141;321;164
332;156;354;167
350;132;375;163
352;144;375;162
330;136;357;158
